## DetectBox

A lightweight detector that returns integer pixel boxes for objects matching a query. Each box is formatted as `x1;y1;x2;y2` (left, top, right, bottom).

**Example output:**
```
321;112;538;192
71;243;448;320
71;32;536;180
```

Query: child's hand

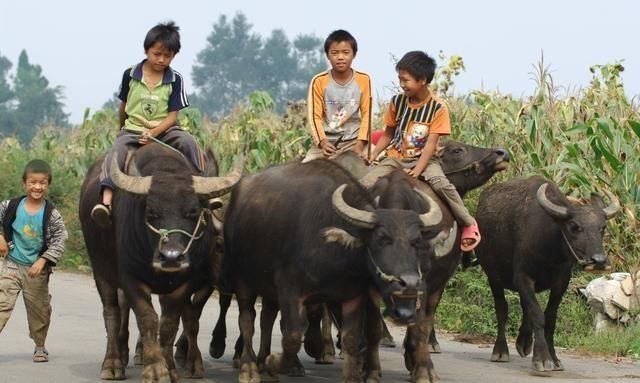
404;167;420;178
138;129;155;145
28;258;47;278
319;139;337;157
0;237;8;257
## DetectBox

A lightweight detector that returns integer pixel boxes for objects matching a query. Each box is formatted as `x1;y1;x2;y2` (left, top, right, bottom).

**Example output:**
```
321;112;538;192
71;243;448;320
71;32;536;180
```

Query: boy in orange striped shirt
303;30;371;162
369;51;481;251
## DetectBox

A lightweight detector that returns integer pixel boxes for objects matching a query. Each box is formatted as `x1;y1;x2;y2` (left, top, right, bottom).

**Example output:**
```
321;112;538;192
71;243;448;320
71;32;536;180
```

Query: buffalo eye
409;234;422;248
146;210;160;220
185;208;200;219
568;221;583;234
375;230;392;246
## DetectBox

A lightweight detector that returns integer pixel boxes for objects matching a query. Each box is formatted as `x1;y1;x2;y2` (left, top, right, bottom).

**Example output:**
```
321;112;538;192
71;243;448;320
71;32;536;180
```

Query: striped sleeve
356;72;372;141
41;207;68;266
307;72;328;146
168;70;189;112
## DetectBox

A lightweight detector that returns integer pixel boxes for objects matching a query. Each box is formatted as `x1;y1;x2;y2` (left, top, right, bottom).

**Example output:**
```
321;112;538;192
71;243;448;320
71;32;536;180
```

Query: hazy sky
1;0;638;123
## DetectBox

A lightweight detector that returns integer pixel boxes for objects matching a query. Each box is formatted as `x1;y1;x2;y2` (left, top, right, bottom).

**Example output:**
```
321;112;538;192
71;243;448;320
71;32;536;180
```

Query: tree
0;52;17;137
11;50;68;143
191;13;325;119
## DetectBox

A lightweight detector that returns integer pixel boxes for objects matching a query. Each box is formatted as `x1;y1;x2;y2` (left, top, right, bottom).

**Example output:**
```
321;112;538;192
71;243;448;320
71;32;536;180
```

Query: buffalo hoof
515;333;533;357
100;368;125;380
174;335;188;368
532;359;555;372
427;343;441;354
239;361;260;383
553;360;564;371
142;361;171;383
490;351;510;362
101;358;125;380
364;369;382;383
380;335;396;348
209;335;226;359
182;352;204;379
491;342;509;362
412;366;439;383
315;352;335;365
303;327;324;359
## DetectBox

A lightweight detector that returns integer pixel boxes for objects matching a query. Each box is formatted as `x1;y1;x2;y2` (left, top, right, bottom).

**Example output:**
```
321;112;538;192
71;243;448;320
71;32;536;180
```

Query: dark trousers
99;126;203;190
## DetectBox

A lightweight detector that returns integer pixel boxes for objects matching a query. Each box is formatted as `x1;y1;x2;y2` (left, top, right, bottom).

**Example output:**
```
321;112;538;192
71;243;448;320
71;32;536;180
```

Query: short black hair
144;21;181;54
23;159;52;184
324;29;358;55
396;51;437;84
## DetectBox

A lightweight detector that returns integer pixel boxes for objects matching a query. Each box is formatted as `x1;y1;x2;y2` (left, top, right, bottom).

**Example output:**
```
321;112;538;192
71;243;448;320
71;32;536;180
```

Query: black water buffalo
475;175;619;372
79;144;240;382
360;141;510;382
222;158;446;383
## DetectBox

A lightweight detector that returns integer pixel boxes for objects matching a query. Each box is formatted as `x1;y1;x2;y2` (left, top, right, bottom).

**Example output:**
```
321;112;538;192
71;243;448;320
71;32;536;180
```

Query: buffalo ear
322;227;363;249
590;193;605;209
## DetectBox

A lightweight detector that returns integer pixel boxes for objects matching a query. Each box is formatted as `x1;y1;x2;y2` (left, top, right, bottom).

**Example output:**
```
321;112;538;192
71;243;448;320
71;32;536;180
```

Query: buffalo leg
236;284;259;383
426;286;445;354
363;298;382;383
95;276;126;380
404;294;438;383
516;297;533;357
340;295;366;383
126;280;171;383
117;288;132;368
266;297;306;378
304;303;336;364
488;280;510;362
544;273;570;371
514;273;555;372
210;291;233;359
256;298;278;371
158;289;189;383
176;285;213;378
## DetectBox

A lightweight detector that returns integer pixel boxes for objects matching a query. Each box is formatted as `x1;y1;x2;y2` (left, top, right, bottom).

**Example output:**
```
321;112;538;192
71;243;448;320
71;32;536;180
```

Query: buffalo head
330;183;443;324
536;183;620;271
110;155;241;271
439;141;510;196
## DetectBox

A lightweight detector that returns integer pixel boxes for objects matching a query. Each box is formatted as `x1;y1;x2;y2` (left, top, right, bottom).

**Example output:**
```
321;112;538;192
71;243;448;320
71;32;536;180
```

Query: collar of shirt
131;59;176;84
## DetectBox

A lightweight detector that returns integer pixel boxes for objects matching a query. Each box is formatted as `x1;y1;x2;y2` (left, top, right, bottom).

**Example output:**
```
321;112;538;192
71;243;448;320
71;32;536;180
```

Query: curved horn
332;184;377;229
536;183;569;219
413;187;443;228
602;190;620;219
192;169;242;199
110;155;151;195
430;221;458;258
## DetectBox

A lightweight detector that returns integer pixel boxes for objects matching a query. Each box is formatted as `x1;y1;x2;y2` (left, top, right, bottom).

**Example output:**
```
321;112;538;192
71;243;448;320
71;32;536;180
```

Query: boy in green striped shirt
92;21;203;228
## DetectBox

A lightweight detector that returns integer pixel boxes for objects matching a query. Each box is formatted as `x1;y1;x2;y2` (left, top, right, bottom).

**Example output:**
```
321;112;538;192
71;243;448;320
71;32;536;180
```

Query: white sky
1;0;638;124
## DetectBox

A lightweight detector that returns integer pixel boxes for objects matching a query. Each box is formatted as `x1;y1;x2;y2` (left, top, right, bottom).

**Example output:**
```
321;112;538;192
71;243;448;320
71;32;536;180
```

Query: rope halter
145;210;207;256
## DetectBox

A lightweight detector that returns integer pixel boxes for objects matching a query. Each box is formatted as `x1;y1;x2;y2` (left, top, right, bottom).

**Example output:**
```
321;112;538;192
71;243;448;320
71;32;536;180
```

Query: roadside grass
437;267;640;359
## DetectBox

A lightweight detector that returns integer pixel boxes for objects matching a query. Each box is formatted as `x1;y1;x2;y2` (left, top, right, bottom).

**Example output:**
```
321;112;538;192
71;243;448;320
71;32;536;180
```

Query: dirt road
0;272;637;382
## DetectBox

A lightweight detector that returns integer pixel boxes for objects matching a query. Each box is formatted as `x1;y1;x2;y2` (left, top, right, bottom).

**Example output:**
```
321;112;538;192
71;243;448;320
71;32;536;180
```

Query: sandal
91;203;112;228
461;222;481;252
33;347;48;363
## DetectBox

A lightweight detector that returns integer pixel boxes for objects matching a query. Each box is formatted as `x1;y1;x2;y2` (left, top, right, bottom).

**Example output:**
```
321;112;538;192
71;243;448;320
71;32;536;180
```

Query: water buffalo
362;140;510;382
79;144;240;382
222;158;446;383
475;175;619;372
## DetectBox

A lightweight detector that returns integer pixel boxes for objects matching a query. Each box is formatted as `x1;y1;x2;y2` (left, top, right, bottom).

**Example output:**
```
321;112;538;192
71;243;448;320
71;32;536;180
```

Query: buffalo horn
110;155;152;195
536;183;569;219
192;169;242;199
602;190;620;219
332;184;377;229
413;187;443;228
431;221;457;258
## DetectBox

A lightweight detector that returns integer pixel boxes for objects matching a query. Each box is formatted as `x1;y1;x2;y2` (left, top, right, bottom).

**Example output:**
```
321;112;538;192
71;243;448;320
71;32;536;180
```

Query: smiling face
23;171;49;202
145;42;176;73
398;69;427;100
326;41;355;75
